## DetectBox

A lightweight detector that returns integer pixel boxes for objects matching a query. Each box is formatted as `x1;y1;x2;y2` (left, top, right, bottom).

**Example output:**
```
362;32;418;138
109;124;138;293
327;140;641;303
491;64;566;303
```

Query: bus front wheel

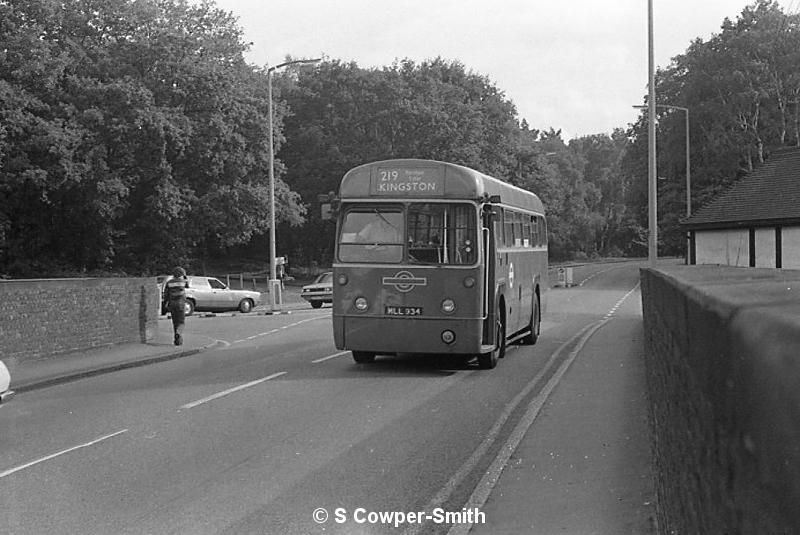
478;313;505;369
352;351;376;364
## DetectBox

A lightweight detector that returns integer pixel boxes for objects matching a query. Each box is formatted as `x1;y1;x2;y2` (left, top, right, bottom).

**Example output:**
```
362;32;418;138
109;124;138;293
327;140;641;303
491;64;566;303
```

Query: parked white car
0;360;13;405
160;275;262;315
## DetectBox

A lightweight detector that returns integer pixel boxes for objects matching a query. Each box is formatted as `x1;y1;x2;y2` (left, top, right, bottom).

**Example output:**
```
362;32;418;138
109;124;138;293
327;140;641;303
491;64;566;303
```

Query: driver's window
338;207;404;263
340;210;403;244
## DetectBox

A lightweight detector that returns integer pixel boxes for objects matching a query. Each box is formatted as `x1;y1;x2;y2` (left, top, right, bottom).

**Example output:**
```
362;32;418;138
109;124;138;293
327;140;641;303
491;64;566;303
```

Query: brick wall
0;278;160;365
641;266;800;534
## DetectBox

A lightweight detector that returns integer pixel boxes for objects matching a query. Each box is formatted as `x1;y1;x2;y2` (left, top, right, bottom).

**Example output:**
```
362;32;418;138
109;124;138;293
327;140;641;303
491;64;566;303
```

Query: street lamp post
634;103;691;262
266;58;321;313
666;105;691;264
647;0;657;266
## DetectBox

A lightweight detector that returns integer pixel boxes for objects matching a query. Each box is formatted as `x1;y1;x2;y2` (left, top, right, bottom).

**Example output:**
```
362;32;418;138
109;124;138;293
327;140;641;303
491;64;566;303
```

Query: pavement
5;286;656;534
469;309;655;533
9;288;313;393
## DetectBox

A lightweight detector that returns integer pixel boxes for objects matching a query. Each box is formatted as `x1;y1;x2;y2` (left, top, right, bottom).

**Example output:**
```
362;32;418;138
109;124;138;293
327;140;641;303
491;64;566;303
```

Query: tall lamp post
647;0;657;266
266;58;320;312
634;103;691;262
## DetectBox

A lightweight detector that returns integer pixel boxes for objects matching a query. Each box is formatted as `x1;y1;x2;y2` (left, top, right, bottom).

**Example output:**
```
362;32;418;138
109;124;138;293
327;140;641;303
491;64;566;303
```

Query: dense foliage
0;0;305;276
2;0;798;276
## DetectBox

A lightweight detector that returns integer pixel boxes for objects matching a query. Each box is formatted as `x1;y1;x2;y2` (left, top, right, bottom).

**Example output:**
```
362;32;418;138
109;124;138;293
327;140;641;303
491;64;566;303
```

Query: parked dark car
159;275;262;315
301;272;333;308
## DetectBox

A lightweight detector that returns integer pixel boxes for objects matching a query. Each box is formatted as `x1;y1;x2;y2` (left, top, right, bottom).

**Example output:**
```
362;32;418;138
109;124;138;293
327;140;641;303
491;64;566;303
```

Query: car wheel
352;351;376;364
184;299;195;316
239;299;254;313
311;301;323;309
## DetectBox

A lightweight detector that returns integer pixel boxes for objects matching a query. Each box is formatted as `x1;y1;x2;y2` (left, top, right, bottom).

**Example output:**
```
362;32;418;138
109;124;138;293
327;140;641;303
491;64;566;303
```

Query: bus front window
408;203;477;265
338;207;404;263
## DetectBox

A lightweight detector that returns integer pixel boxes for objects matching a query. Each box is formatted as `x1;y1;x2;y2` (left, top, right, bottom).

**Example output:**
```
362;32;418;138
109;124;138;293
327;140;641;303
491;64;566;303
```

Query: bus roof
339;159;545;214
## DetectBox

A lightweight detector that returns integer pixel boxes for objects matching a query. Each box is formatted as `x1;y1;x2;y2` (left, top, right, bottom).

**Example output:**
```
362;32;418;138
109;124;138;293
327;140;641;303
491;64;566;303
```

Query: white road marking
311;351;350;363
578;266;616;286
0;429;128;479
605;283;641;319
220;314;328;347
180;372;287;409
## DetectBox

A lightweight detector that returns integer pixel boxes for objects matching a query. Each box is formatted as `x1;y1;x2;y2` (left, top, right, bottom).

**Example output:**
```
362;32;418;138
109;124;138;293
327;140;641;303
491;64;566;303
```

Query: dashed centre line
231;314;328;345
312;351;350;363
0;429;129;479
180;372;287;410
603;282;640;319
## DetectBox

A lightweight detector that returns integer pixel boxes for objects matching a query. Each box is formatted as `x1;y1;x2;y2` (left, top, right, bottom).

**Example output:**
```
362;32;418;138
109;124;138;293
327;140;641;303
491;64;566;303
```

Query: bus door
482;204;500;347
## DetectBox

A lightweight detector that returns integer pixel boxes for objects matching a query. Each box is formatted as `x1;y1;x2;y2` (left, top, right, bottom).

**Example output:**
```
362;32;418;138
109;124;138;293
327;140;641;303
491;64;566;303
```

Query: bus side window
539;217;548;246
504;210;514;247
523;216;531;247
494;207;504;246
513;212;522;247
530;215;538;246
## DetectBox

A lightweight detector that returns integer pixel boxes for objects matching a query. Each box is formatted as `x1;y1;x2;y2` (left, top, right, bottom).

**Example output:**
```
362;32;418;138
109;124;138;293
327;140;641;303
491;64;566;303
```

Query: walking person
163;266;189;345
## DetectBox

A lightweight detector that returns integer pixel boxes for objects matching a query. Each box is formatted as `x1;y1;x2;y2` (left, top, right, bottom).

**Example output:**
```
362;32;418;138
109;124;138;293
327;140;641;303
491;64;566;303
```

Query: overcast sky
211;0;789;140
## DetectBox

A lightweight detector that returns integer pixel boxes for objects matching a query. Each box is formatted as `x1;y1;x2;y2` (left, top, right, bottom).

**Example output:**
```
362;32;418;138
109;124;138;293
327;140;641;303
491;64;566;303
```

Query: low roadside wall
0;278;160;365
641;266;800;534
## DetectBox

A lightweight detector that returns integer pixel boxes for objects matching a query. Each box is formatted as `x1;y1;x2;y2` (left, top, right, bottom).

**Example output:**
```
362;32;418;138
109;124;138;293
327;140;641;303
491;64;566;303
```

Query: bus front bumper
334;315;485;355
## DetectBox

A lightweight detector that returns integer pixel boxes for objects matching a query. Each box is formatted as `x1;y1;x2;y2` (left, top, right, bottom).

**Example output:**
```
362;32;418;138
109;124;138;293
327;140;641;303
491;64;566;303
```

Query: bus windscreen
337;203;477;265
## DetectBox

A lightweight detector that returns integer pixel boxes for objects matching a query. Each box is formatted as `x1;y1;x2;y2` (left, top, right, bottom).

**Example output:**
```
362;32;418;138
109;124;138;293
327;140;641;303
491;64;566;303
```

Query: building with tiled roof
682;147;800;268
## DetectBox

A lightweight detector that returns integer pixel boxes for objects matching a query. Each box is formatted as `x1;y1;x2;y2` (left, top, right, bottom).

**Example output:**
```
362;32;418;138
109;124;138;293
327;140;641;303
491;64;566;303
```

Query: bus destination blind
371;167;444;196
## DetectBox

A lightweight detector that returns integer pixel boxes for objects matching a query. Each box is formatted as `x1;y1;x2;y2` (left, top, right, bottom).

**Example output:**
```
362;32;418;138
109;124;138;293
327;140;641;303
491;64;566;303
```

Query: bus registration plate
385;306;423;316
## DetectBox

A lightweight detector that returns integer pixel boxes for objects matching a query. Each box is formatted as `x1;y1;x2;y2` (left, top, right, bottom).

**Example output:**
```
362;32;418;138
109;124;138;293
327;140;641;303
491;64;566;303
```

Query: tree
0;0;306;276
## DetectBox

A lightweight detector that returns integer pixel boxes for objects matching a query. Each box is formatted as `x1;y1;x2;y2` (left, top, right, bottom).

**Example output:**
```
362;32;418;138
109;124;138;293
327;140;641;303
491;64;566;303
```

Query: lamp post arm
268;58;322;74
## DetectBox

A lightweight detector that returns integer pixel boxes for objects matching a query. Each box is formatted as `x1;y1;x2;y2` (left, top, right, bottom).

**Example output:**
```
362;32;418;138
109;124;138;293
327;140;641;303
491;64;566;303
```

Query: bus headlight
354;297;368;311
441;298;456;314
441;330;455;344
463;277;476;288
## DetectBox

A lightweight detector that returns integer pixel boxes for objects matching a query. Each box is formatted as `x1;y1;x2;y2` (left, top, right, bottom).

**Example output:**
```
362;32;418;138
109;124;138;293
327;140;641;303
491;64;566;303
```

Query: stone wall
641;266;800;534
0;278;160;364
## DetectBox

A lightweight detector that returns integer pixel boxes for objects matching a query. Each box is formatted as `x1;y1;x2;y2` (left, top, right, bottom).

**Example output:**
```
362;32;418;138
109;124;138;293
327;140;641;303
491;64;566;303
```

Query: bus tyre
352;351;376;364
520;295;540;346
478;313;505;369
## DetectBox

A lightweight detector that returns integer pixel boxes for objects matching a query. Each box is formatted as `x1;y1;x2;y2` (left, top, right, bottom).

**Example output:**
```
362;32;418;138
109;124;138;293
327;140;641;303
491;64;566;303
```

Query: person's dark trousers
169;300;186;345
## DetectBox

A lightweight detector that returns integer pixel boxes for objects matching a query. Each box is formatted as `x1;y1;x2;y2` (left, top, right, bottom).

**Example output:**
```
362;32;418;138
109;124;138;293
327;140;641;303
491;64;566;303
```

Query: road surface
0;261;652;534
